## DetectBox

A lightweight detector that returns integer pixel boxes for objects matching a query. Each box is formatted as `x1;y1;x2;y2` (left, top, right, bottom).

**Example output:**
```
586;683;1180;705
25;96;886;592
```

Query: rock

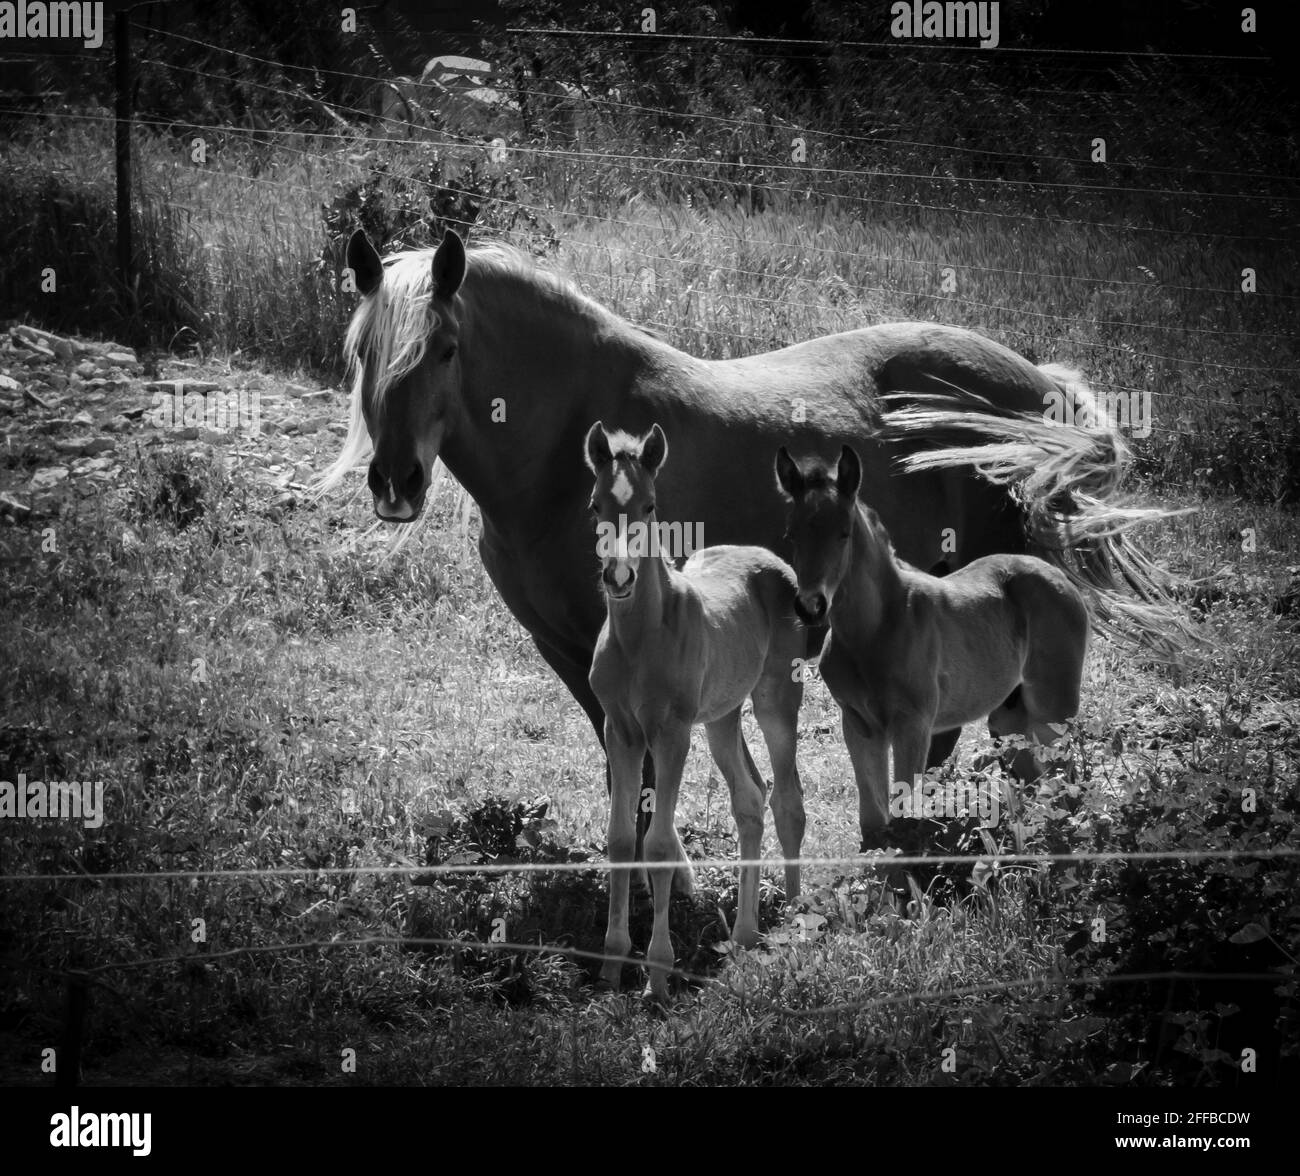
177;426;199;441
70;411;93;425
0;492;31;517
0;374;18;392
74;361;96;378
28;466;69;491
143;379;219;395
39;372;70;391
295;416;328;435
72;456;118;476
103;349;138;367
54;435;97;454
13;325;74;362
327;422;349;436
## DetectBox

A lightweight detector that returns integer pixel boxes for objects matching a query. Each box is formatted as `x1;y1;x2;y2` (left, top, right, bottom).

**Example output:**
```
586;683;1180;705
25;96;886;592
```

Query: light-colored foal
586;422;806;1001
776;444;1089;846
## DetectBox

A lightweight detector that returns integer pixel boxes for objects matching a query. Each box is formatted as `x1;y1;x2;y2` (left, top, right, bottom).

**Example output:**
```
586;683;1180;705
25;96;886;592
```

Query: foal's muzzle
602;563;635;598
794;591;828;624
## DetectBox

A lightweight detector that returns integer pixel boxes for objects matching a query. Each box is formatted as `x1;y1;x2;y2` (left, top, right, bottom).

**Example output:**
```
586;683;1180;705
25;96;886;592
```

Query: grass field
1;21;1298;1085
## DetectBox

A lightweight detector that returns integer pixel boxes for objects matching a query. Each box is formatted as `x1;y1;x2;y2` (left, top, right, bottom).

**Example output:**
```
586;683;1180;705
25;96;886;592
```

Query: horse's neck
832;509;906;639
441;274;679;522
606;556;678;652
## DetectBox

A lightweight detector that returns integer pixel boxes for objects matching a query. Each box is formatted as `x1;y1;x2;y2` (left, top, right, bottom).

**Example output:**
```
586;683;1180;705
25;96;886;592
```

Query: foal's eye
441;345;458;362
840;529;852;540
645;502;656;515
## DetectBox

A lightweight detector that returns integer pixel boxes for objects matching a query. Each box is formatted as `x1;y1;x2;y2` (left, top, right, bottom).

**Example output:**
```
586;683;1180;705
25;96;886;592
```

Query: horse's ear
640;424;668;475
346;229;383;297
837;445;862;499
432;230;467;300
775;447;803;498
585;421;612;472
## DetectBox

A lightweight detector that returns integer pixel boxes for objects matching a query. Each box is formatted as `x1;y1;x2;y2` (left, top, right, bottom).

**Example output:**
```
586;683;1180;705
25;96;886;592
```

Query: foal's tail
879;367;1199;659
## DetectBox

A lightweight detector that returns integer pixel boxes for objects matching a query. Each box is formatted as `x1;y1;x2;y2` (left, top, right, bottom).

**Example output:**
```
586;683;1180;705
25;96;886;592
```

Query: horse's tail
879;367;1199;658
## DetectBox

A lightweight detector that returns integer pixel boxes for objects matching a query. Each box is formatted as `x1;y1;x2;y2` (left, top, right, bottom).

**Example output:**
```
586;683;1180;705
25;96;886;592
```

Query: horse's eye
442;345;458;362
840;529;852;540
645;502;656;515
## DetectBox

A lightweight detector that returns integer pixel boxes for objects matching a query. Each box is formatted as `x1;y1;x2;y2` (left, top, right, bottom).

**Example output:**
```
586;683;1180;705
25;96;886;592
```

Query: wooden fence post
114;9;133;298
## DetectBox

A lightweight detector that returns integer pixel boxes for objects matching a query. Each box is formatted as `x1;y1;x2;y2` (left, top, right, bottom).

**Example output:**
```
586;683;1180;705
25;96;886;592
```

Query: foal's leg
704;709;766;947
601;722;646;991
751;669;806;902
841;708;892;847
890;717;934;813
644;725;692;1002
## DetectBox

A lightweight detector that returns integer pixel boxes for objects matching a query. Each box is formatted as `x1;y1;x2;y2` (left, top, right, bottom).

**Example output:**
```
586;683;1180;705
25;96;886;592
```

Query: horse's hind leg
705;709;767;947
989;662;1084;782
751;667;806;902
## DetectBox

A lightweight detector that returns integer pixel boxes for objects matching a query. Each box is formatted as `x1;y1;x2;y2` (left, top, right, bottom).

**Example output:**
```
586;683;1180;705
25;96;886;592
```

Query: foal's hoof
640;983;672;1011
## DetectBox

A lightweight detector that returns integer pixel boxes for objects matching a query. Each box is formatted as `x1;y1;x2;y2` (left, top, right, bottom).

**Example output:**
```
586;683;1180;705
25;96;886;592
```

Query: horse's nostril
795;594;827;623
367;462;385;498
401;463;423;500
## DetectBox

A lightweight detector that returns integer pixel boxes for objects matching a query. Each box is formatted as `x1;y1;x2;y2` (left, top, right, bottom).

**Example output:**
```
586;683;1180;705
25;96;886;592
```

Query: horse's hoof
859;828;890;852
641;983;672;1011
732;926;761;950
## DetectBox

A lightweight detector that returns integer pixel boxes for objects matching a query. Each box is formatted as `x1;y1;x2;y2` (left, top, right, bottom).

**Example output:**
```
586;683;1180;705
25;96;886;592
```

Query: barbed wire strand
3;845;1298;885
11;99;1294;249
121;23;1297;184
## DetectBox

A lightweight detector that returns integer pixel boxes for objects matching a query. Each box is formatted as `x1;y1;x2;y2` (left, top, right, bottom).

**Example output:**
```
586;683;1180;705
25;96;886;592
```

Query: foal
586;422;806;1000
776;445;1089;845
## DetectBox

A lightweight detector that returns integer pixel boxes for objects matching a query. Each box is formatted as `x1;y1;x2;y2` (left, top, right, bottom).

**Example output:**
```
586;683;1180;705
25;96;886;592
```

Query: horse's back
940;553;1089;637
682;544;799;617
714;321;1056;418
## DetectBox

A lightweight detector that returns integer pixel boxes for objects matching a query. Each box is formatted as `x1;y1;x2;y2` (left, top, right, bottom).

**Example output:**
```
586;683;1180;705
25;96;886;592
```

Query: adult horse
320;230;1181;836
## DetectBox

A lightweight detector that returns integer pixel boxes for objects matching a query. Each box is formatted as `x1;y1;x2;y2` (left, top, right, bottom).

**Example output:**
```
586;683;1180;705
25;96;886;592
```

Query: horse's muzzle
369;459;425;522
794;592;828;624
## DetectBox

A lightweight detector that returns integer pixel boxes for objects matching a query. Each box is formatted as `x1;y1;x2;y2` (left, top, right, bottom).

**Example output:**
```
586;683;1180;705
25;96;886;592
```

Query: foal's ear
346;229;383;297
584;421;613;472
639;423;668;475
432;230;467;300
836;445;862;499
774;447;803;498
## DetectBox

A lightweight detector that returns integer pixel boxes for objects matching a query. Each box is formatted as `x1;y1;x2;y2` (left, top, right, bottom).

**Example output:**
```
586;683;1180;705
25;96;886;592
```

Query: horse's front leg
644;725;692;1003
890;716;935;811
602;719;646;991
840;707;891;849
